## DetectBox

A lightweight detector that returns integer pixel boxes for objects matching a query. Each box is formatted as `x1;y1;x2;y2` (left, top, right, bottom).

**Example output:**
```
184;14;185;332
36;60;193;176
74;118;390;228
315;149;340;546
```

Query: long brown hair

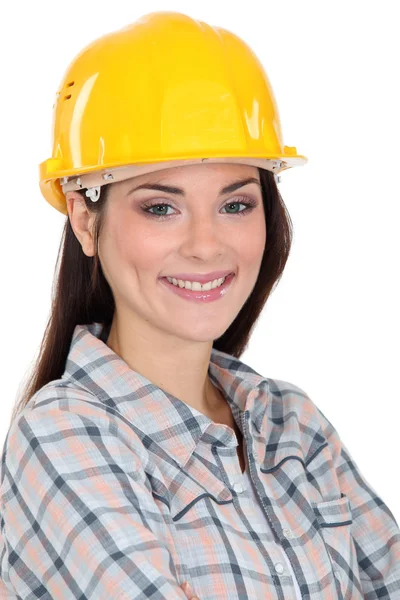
9;167;293;425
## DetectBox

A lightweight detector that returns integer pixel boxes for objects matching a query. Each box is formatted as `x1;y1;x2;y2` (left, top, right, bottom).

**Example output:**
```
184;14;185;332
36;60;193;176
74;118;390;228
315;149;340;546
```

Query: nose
180;216;226;260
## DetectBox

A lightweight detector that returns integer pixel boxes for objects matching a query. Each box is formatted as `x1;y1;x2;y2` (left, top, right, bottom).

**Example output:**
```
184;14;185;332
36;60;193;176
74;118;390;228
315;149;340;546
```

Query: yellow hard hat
39;11;308;215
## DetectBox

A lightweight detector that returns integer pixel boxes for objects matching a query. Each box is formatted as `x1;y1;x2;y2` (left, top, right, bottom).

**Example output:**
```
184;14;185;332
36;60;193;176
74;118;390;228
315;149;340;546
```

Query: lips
159;272;235;303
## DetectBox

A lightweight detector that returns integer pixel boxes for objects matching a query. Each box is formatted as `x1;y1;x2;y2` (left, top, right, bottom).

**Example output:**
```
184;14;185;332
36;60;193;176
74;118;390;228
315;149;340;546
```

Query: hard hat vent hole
66;81;75;87
64;94;72;100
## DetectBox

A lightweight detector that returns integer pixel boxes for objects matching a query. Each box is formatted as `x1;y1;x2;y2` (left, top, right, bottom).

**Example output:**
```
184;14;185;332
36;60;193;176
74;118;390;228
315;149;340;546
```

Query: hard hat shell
39;11;308;215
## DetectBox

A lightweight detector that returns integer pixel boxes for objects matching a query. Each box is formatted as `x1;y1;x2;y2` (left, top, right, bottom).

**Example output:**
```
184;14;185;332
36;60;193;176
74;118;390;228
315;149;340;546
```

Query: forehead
118;162;260;192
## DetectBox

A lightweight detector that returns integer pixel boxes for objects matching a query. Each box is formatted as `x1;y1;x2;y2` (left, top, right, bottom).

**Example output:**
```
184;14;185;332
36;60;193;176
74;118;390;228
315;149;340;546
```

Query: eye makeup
139;196;259;221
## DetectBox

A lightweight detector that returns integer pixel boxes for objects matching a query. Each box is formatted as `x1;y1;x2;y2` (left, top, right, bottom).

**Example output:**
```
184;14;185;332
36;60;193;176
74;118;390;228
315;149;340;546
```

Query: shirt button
334;569;342;581
232;481;246;493
274;562;285;574
282;528;293;539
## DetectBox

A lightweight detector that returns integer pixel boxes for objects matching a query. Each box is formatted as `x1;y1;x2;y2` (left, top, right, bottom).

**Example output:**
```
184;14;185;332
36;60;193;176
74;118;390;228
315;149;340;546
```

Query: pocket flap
310;492;353;527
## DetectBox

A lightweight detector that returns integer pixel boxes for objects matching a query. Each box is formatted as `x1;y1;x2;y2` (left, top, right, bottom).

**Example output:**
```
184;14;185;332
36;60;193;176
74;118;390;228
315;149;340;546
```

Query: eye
142;202;175;219
221;199;257;216
141;196;259;221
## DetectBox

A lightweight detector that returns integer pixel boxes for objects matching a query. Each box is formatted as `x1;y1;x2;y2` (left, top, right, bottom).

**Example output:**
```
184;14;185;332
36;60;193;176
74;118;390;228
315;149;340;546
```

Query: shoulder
10;380;110;434
265;375;336;447
266;376;319;420
265;376;342;461
3;381;144;474
267;377;337;432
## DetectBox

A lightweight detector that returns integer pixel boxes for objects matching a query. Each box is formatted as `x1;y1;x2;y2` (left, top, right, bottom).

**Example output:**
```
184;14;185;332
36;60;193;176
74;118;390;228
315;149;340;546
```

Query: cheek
110;218;167;271
234;217;266;264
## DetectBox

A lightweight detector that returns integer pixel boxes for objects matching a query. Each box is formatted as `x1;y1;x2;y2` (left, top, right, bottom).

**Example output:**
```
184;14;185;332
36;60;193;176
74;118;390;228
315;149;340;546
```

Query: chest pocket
311;493;364;599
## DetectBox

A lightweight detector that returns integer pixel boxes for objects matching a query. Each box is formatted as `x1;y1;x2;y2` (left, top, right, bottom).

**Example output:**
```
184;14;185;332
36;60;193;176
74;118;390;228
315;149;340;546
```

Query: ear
66;192;96;257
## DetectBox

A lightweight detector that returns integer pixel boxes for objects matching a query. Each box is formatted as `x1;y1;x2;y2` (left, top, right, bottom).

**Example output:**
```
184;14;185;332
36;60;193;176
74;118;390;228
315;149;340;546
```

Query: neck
105;313;225;417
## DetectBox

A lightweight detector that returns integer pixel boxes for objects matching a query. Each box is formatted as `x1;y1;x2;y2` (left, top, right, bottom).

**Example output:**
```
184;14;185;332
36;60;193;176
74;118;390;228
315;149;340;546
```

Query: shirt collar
61;322;270;468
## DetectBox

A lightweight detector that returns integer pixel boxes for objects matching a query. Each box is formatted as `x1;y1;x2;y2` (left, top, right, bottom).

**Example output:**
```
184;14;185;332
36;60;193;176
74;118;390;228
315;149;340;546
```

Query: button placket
214;419;248;492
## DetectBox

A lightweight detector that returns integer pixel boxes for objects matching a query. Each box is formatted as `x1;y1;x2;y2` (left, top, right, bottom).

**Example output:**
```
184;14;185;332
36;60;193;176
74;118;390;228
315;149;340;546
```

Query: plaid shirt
1;322;399;599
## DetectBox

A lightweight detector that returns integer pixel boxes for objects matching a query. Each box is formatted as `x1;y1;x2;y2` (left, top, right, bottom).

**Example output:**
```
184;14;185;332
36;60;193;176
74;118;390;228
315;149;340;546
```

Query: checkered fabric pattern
1;322;399;599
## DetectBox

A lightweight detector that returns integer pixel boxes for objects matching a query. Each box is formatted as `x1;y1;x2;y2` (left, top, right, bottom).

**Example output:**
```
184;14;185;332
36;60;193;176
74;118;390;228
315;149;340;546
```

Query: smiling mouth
163;275;231;291
159;273;235;302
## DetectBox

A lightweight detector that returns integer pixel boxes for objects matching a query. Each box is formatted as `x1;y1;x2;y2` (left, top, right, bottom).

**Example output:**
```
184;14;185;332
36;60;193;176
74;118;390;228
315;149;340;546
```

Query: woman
1;11;399;600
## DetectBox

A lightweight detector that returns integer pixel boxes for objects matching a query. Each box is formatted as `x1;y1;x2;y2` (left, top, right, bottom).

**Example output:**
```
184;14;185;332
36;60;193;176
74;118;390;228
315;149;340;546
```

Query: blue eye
141;197;258;221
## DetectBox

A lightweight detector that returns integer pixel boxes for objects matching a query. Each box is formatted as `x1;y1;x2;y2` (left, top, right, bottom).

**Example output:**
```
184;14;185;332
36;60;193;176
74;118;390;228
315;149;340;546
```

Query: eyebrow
127;177;261;197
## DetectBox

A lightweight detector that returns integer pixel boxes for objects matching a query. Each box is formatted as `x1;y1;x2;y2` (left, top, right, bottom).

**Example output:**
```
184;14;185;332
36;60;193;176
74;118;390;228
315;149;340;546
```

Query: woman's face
97;163;266;343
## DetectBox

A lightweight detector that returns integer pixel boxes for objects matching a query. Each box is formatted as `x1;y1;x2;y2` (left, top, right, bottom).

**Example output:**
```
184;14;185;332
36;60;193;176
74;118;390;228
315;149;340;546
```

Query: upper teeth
166;276;227;291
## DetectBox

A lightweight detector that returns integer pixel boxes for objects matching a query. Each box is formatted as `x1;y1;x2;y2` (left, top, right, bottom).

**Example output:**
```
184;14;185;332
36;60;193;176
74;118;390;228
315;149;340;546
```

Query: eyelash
141;196;258;221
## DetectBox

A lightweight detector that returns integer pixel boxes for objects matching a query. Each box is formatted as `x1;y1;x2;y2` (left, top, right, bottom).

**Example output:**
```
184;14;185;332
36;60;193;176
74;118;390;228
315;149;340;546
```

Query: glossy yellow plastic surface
39;11;307;214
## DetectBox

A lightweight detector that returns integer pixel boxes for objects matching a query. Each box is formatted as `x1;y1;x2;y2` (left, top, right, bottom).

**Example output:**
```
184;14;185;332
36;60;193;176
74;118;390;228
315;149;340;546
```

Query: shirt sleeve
0;402;190;600
314;403;400;598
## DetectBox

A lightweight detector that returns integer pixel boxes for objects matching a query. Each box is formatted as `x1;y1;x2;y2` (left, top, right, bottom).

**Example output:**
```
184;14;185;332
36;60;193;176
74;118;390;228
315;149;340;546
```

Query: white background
0;0;399;523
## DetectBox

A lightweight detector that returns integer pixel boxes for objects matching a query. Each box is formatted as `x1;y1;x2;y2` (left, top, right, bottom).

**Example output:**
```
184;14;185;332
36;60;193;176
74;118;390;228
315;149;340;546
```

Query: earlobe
84;213;97;258
80;228;96;258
